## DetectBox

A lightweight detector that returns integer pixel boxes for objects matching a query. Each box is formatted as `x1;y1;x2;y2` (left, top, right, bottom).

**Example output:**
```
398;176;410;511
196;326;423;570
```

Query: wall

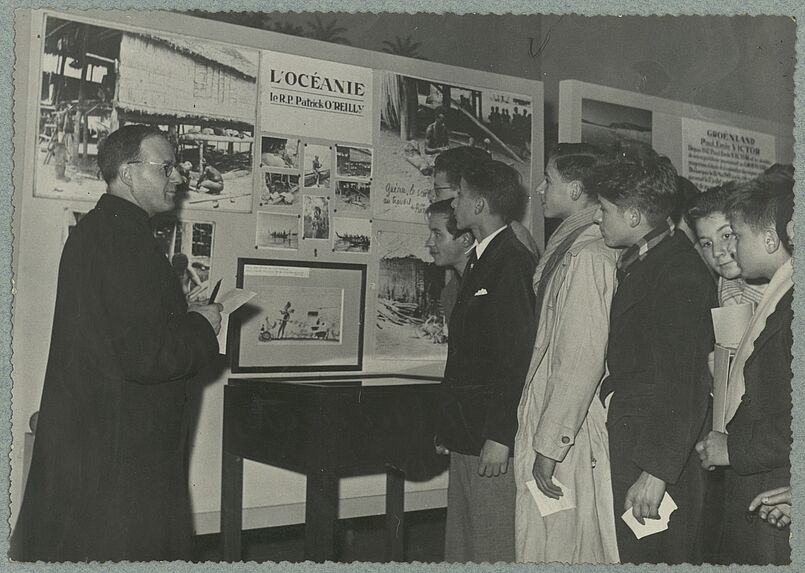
190;11;796;148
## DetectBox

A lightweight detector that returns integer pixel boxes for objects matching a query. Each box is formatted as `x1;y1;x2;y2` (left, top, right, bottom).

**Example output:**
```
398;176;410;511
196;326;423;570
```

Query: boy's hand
625;471;666;525
532;453;562;499
695;430;730;470
478;439;509;477
749;486;791;529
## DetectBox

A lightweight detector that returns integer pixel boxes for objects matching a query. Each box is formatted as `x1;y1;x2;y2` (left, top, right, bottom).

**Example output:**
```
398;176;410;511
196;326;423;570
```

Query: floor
191;508;447;563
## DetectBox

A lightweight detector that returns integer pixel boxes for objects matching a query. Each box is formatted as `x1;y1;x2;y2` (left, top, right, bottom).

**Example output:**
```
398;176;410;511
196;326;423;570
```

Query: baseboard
193;488;448;536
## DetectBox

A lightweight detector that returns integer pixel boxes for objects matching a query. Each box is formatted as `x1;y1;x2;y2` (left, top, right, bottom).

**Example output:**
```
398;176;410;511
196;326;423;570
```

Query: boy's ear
627;207;642;228
764;228;782;254
569;181;583;201
786;220;795;244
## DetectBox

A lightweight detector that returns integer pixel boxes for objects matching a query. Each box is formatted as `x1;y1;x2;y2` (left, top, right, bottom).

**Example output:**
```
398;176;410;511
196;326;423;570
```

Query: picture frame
230;258;367;373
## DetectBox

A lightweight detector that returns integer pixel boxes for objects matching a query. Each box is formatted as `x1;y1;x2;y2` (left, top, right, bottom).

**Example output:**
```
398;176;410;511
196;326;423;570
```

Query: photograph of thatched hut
336;145;372;180
374;71;533;222
35;15;258;212
375;230;447;360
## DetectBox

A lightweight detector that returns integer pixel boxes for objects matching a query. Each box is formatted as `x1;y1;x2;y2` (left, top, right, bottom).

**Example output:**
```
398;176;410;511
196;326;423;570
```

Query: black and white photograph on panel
375;71;532;222
302;195;331;240
260;136;301;170
302;144;332;189
332;217;371;253
334;180;371;213
255;211;299;250
255;286;343;344
151;216;216;304
581;98;652;154
336;145;372;180
260;171;300;208
35;15;258;212
375;229;448;360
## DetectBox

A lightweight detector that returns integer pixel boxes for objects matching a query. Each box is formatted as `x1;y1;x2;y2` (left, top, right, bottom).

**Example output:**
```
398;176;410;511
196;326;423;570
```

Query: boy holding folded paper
694;173;794;565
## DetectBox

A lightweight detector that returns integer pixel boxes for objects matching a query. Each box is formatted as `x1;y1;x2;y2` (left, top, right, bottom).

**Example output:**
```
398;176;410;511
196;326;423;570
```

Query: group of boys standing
424;143;793;566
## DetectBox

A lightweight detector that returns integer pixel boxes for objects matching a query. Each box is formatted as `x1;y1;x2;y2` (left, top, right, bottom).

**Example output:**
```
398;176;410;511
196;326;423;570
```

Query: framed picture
230;259;366;373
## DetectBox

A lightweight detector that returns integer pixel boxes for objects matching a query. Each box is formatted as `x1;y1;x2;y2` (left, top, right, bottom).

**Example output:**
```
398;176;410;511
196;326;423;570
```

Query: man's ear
474;197;485;215
119;164;134;188
764;228;782;254
786;219;795;245
627;207;642;229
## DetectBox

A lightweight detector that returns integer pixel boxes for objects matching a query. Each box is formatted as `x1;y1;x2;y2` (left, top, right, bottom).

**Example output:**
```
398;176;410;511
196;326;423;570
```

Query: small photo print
336;145;373;180
256;286;343;344
151;217;216;304
261;136;301;170
335;180;371;212
333;217;371;253
256;211;299;250
302;195;331;240
260;171;300;207
303;144;331;188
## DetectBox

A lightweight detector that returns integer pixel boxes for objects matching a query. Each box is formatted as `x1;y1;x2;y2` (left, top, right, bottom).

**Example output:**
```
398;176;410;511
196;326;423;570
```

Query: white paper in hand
215;288;257;351
621;492;678;539
526;479;576;517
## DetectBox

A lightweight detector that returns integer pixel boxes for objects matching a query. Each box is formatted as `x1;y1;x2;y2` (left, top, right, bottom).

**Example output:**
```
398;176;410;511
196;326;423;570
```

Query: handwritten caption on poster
682;118;776;190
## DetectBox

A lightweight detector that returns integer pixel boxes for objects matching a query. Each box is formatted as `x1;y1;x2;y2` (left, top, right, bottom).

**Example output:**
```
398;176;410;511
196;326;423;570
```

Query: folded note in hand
215;288;257;352
621;491;678;539
526;478;576;517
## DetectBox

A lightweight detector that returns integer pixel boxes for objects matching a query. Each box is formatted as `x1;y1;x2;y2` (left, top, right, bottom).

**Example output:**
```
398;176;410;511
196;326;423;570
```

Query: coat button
561;436;570;444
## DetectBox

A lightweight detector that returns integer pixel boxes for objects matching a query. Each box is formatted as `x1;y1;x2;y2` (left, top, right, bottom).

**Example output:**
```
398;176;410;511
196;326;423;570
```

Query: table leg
305;468;338;562
220;450;243;561
385;466;405;561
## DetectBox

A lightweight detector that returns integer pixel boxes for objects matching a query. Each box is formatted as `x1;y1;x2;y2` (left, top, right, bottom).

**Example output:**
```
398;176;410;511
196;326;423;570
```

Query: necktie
465;248;478;276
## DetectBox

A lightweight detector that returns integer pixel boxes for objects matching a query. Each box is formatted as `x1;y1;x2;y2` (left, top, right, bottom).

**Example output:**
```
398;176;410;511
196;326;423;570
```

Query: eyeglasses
127;160;176;178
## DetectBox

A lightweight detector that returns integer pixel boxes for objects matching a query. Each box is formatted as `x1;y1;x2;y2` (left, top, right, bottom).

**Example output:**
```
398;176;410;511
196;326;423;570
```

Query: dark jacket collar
96;193;152;230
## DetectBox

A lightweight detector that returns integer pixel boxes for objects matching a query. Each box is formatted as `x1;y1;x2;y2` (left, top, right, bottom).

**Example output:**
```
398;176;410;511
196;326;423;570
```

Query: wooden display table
220;375;446;562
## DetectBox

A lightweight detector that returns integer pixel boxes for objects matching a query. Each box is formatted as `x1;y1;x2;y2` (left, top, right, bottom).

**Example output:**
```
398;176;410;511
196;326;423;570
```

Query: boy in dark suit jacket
695;173;794;565
436;160;537;562
591;148;717;564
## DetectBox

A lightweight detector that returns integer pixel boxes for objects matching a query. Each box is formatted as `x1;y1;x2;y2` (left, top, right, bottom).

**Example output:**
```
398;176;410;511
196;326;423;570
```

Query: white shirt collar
472;225;508;260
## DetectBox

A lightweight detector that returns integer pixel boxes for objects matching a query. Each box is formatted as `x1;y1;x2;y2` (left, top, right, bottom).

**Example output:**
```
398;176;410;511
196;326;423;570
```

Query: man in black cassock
11;125;223;562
